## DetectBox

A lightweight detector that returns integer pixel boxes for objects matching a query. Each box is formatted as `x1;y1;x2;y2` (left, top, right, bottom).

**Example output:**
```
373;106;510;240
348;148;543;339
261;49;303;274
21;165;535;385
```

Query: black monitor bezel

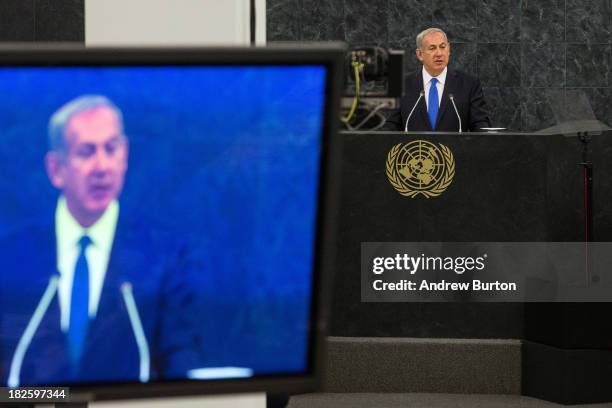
0;44;344;402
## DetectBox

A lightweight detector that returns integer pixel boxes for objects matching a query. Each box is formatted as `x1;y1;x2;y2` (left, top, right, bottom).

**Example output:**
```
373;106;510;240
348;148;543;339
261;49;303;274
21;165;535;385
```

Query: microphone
404;91;424;132
449;94;462;133
121;282;150;383
8;275;59;387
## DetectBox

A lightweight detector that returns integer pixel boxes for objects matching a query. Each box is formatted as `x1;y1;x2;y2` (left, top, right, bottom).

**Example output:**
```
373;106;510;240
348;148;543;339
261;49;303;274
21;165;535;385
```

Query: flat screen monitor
0;46;343;401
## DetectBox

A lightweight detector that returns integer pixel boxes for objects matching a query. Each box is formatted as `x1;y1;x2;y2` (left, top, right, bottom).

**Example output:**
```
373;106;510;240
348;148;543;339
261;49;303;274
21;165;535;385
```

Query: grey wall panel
300;0;345;41
520;0;565;42
0;0;35;41
565;0;611;43
449;42;477;76
483;87;522;129
521;43;566;88
566;44;611;87
35;0;84;41
388;0;431;50
478;43;521;87
345;0;388;45
0;0;83;42
267;0;301;41
566;86;612;127
478;0;520;43
520;87;559;131
432;0;478;43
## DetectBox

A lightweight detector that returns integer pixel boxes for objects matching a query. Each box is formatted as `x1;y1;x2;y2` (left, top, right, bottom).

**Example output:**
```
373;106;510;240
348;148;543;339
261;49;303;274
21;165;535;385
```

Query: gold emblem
386;140;455;198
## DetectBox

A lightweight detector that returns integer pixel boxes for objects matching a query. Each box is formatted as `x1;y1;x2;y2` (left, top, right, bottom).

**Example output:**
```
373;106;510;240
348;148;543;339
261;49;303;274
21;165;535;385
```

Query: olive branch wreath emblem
386;141;455;198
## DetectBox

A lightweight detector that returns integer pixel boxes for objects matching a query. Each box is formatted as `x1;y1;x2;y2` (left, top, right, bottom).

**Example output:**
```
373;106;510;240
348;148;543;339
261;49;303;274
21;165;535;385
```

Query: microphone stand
578;131;594;286
404;91;424;132
578;131;593;242
449;94;462;133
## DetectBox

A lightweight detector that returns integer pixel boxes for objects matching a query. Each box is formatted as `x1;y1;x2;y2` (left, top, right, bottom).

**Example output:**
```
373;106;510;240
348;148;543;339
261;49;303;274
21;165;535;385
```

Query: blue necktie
428;77;439;130
68;235;92;371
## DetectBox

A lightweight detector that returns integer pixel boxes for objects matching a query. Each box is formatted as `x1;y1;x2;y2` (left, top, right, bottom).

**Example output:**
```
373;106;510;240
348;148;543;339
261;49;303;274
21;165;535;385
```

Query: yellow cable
341;61;363;124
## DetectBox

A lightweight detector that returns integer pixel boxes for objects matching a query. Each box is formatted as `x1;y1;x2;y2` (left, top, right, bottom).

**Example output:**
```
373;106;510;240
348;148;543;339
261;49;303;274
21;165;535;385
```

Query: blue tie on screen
428;77;439;130
68;235;92;372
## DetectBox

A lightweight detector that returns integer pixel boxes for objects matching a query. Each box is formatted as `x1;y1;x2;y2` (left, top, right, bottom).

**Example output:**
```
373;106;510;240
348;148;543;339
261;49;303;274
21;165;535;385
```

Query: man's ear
45;151;64;189
416;48;423;61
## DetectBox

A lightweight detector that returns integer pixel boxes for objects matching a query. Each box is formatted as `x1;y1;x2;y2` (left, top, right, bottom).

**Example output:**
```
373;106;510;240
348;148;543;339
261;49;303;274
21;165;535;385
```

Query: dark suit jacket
0;209;203;385
386;69;491;132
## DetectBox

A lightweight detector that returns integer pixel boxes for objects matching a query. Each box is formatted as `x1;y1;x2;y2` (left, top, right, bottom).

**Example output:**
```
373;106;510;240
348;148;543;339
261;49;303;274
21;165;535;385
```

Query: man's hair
416;28;449;49
48;94;124;156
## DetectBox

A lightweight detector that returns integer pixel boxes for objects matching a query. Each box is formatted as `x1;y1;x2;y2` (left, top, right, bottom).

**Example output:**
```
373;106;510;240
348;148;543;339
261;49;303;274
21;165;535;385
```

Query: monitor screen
0;47;342;400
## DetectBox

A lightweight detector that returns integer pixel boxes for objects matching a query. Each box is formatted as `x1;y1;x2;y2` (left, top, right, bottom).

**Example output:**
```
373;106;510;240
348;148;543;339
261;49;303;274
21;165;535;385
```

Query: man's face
46;106;128;226
416;31;450;76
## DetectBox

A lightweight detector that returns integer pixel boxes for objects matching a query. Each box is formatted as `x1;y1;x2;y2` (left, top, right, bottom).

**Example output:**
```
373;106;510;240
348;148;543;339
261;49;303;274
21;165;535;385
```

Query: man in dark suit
0;95;203;386
386;28;491;132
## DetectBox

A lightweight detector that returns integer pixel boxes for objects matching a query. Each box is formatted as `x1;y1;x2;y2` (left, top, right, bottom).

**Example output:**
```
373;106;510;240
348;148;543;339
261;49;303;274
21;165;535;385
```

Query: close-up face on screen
0;64;327;387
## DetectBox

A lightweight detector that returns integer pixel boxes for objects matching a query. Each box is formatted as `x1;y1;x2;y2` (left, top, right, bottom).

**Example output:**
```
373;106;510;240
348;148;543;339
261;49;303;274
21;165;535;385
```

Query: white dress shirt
422;66;447;110
55;196;119;332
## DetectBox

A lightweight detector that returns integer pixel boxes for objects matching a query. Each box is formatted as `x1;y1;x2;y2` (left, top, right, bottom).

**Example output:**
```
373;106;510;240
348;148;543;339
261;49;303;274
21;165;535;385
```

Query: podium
330;130;612;404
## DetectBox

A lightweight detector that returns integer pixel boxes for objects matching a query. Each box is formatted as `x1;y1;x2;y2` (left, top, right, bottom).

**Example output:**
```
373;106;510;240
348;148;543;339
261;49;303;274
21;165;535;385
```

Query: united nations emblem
386;140;455;198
